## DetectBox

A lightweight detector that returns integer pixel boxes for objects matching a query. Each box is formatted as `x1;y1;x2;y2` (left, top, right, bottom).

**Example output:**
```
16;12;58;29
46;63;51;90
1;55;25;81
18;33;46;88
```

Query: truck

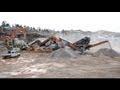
2;48;20;59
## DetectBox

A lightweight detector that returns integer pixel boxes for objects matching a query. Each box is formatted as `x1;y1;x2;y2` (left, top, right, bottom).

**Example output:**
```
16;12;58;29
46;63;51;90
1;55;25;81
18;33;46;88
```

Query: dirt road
0;52;120;78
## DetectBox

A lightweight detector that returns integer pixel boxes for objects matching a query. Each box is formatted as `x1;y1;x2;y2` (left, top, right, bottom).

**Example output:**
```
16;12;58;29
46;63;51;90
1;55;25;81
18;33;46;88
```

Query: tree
15;24;20;28
1;21;10;29
33;27;35;30
1;21;6;27
6;23;10;27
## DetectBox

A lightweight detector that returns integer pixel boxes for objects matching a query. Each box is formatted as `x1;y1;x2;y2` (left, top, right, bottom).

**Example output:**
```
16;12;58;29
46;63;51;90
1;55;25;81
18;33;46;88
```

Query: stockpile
93;48;120;57
49;46;79;59
50;47;120;58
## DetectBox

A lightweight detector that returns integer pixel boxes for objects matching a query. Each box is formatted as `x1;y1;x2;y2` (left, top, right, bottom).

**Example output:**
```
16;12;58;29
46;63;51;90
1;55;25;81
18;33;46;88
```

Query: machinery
3;27;27;50
72;37;109;54
35;36;110;54
2;28;27;58
1;47;20;59
25;35;110;54
26;37;53;52
60;36;110;54
1;30;111;59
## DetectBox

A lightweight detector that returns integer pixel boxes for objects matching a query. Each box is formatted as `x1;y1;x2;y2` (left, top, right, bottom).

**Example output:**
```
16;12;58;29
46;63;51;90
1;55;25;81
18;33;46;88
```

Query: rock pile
93;48;120;57
49;47;79;59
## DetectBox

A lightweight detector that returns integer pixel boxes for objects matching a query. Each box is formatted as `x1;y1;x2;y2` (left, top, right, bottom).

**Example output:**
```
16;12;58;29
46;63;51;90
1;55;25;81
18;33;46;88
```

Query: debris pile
93;48;120;57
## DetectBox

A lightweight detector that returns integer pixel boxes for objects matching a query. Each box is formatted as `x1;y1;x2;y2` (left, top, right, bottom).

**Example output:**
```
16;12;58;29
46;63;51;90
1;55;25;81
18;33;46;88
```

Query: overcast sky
0;12;120;32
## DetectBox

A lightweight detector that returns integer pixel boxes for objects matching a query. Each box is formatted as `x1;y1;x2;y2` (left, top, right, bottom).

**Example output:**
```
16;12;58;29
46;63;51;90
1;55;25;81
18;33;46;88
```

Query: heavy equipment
71;37;109;54
21;35;110;54
2;28;27;58
31;36;110;54
3;27;27;50
1;47;20;59
26;37;53;52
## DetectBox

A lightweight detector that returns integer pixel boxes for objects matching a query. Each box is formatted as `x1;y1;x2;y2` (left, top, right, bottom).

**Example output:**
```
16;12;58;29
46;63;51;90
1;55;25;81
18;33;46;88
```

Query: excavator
2;27;27;58
3;27;27;49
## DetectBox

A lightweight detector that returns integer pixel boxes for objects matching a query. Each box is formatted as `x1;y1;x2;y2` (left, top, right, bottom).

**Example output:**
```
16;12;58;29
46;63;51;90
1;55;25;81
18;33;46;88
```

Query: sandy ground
0;51;120;78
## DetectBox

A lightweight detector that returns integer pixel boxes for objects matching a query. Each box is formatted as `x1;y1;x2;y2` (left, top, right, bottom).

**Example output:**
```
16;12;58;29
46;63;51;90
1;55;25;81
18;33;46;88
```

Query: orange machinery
3;27;27;48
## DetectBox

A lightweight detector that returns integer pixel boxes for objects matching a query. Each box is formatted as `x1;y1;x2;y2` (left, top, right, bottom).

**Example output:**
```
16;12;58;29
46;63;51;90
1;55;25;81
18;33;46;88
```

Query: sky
0;12;120;32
